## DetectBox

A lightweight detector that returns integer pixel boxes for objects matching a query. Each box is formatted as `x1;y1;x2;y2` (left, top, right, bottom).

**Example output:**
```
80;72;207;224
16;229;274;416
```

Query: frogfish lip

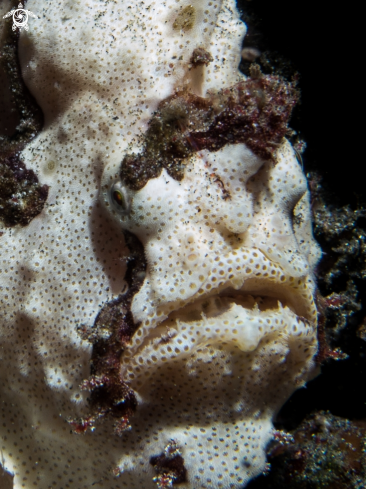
121;271;317;387
159;277;315;330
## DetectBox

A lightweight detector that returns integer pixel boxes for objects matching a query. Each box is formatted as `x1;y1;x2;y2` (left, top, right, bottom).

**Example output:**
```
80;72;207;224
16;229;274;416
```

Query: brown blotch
190;47;214;67
121;70;299;191
150;440;187;486
73;231;146;434
190;70;299;159
121;91;214;190
0;155;49;227
173;5;196;32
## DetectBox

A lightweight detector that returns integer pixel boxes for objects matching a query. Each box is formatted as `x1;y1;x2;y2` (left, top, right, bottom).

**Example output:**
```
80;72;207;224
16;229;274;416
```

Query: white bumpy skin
102;141;321;488
0;0;321;488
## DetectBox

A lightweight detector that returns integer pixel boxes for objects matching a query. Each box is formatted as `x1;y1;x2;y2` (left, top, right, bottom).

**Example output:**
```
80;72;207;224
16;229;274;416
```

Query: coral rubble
0;2;47;229
0;154;48;227
249;412;366;489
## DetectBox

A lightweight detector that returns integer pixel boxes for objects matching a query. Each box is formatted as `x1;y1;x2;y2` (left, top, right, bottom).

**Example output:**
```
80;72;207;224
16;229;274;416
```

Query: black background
237;0;360;207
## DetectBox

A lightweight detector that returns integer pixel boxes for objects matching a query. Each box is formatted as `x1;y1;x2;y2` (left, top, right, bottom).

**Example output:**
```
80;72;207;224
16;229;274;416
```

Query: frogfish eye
113;189;124;207
110;181;130;213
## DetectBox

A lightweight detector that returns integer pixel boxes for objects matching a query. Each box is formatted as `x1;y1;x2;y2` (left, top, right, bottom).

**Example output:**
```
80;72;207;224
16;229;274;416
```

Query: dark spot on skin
210;172;231;200
159;329;177;344
150;440;187;486
190;47;214;67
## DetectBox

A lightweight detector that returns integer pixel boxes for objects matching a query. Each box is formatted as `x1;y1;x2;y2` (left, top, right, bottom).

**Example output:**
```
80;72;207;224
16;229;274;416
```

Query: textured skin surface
0;0;320;488
102;140;320;487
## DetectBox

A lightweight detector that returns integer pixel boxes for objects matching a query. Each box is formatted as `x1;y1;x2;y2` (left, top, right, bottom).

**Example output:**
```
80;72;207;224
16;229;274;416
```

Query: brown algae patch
121;71;299;190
